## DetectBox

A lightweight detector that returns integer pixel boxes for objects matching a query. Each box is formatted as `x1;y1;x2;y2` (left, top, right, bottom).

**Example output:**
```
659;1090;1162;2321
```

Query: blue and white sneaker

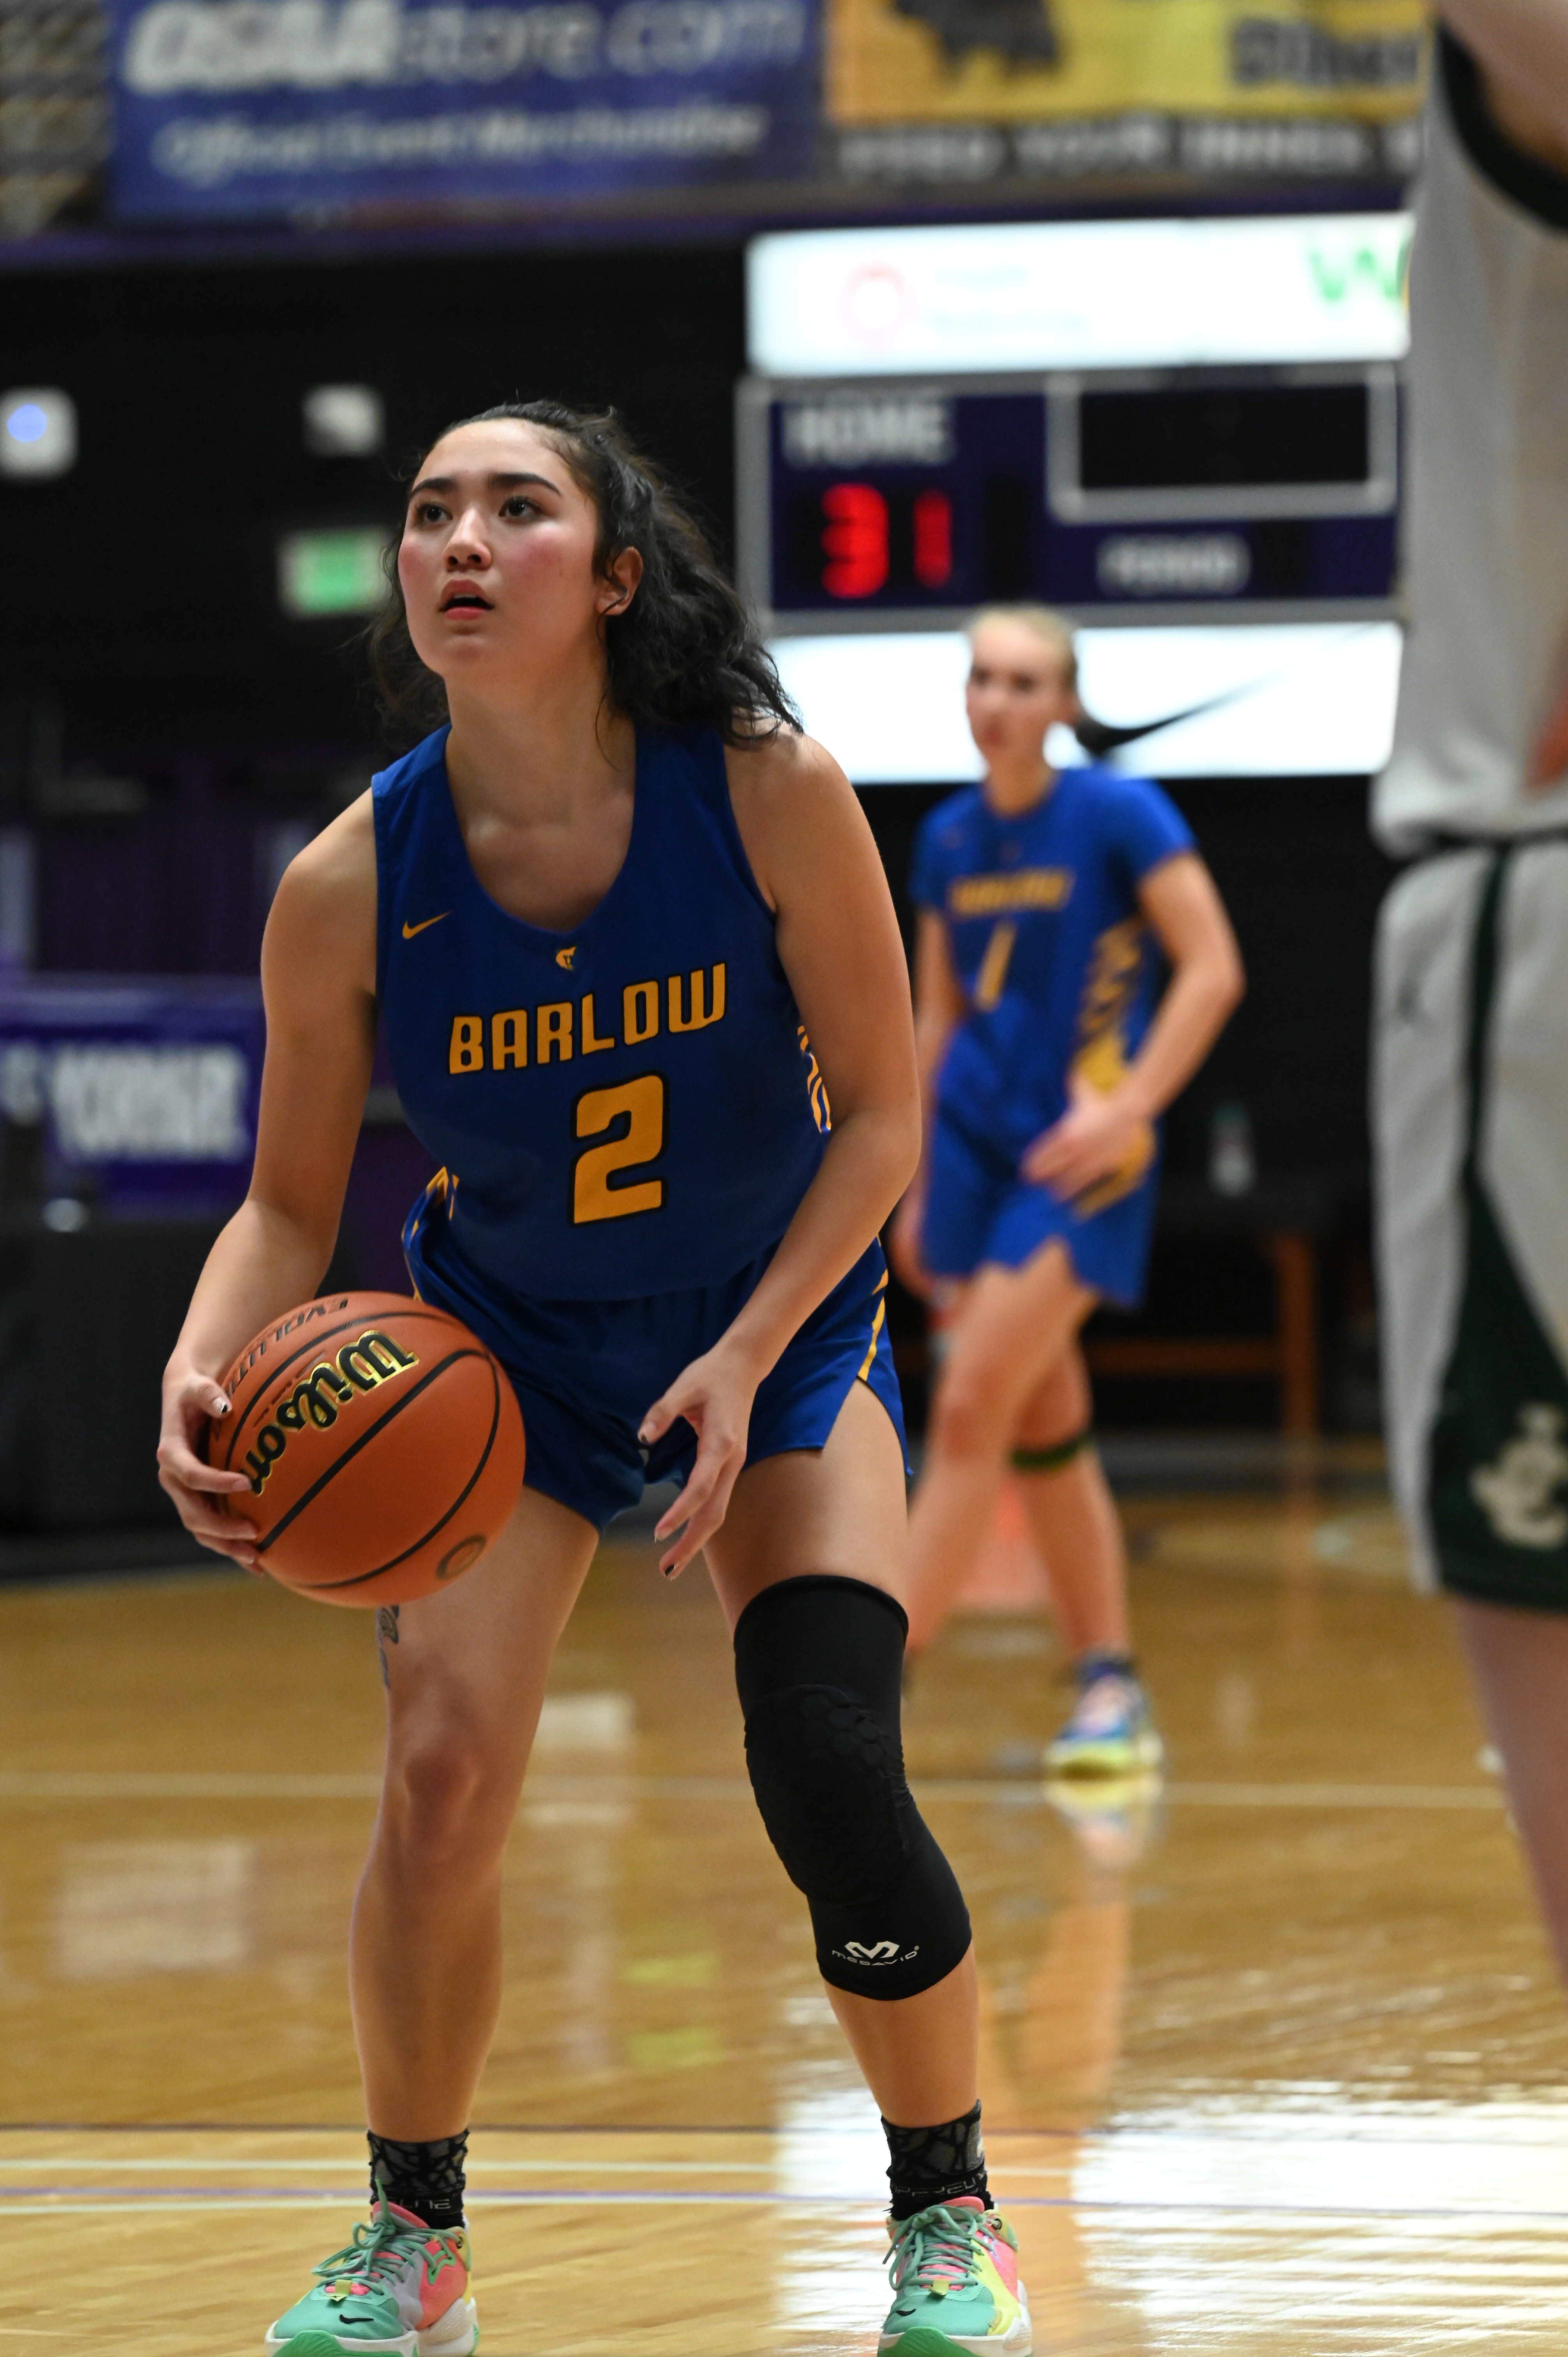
1044;1670;1163;1781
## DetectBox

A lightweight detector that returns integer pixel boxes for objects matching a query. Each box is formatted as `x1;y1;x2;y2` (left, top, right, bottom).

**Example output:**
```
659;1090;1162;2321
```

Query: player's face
965;622;1075;767
397;419;637;690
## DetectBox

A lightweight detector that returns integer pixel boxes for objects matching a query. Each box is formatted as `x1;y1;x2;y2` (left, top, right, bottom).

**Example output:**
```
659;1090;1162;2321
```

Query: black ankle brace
367;2129;468;2231
882;2100;991;2222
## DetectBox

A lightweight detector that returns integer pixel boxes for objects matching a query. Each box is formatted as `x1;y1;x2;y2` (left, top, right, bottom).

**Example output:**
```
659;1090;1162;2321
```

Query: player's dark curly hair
366;399;798;746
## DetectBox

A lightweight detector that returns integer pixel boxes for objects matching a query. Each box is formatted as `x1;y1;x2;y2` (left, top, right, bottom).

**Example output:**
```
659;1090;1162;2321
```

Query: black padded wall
0;244;747;763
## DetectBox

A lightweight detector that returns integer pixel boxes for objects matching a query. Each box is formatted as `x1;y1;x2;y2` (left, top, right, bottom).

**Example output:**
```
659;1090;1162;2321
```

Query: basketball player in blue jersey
892;608;1243;1777
155;404;1029;2357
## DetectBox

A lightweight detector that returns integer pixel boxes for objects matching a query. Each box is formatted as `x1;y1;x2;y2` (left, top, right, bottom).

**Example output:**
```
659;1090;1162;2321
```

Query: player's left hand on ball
156;1364;263;1572
639;1341;760;1578
1022;1074;1148;1200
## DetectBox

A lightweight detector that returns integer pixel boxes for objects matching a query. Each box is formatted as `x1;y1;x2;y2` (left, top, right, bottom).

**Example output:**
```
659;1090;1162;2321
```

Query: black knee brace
733;1575;971;2001
1013;1423;1093;1474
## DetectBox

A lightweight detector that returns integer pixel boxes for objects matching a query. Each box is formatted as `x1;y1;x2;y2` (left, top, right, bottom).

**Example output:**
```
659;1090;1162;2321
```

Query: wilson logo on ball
217;1292;524;1608
244;1329;419;1494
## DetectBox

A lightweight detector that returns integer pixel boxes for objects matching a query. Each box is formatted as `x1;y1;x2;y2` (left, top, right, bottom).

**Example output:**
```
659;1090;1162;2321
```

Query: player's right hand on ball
156;1364;261;1571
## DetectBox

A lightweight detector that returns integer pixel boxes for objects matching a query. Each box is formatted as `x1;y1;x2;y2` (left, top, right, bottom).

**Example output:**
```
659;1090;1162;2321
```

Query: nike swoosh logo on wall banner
402;912;452;940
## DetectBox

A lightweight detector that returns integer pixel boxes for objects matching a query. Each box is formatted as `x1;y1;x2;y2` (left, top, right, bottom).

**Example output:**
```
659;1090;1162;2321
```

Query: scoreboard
739;217;1410;776
737;364;1400;627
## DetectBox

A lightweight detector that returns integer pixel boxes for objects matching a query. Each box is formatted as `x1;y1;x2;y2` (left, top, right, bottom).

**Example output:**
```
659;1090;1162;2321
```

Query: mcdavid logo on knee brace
836;1940;922;1968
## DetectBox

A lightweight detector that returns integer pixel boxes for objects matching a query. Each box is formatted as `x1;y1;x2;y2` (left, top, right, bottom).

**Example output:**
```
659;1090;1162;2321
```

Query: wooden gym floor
4;1450;1567;2355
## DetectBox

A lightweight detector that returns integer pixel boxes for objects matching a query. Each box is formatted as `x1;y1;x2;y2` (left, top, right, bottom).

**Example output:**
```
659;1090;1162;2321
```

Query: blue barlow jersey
910;765;1194;1164
374;723;828;1300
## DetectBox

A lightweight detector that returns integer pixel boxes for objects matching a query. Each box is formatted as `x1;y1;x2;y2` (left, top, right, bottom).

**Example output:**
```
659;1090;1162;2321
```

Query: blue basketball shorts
403;1222;908;1534
921;1108;1158;1308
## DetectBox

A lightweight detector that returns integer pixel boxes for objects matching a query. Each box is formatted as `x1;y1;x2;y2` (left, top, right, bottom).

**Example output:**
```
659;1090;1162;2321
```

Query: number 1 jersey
374;723;828;1301
910;764;1194;1162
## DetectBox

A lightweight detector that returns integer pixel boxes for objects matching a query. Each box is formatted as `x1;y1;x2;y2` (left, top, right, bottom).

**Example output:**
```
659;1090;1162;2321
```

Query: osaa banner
107;0;816;218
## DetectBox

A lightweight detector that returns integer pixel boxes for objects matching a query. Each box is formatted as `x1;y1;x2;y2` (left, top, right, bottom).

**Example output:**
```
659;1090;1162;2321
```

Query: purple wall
344;1126;436;1296
31;774;436;1300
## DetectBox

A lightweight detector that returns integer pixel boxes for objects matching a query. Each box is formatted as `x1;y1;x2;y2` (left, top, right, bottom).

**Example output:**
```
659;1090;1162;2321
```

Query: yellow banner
827;0;1430;129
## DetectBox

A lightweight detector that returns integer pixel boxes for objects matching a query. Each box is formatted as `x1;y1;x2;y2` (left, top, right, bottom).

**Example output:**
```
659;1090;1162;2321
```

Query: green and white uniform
1374;34;1568;1602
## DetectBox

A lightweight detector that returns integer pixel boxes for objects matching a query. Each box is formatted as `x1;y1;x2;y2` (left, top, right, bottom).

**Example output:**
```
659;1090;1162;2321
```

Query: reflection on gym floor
3;1447;1566;2354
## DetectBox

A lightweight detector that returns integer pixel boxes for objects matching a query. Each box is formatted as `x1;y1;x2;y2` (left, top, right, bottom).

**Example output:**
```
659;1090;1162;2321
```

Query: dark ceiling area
0;241;747;765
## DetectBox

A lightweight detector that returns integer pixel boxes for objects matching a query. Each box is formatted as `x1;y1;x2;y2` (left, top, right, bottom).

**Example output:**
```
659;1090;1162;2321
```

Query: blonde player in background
891;608;1242;1777
1375;6;1568;1970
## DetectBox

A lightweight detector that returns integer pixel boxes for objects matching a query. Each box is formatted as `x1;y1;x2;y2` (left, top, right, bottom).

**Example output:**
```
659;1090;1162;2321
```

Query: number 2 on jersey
573;1075;665;1223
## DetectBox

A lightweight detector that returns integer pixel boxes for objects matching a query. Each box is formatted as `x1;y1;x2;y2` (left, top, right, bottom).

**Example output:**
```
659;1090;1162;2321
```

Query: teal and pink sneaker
264;2194;477;2356
880;2197;1032;2355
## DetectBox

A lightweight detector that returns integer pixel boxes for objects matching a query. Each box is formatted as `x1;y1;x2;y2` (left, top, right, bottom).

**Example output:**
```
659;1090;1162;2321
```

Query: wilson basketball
213;1292;524;1606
